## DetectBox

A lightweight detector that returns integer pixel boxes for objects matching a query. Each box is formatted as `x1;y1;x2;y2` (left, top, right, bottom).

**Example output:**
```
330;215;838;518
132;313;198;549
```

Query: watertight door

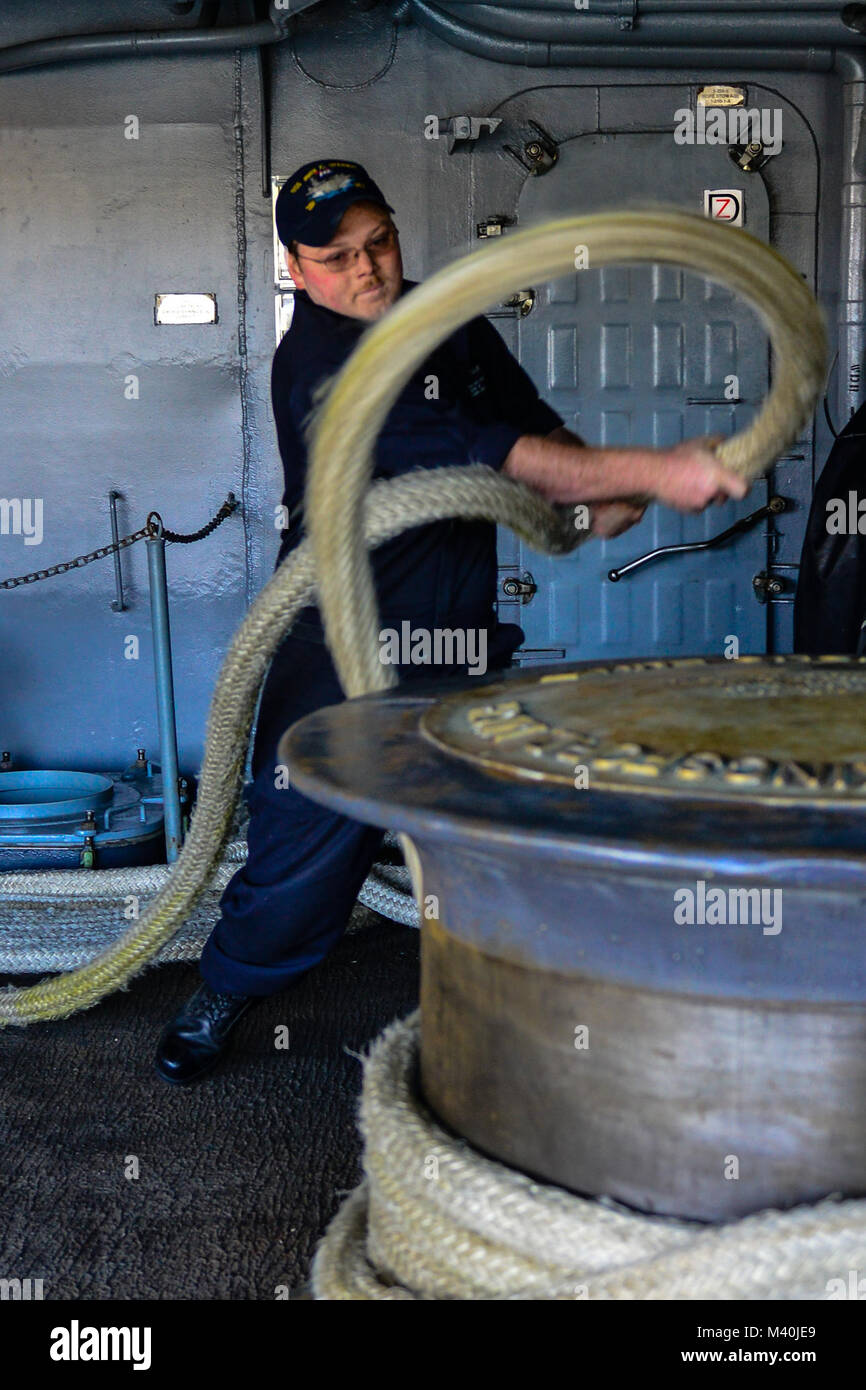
486;128;773;663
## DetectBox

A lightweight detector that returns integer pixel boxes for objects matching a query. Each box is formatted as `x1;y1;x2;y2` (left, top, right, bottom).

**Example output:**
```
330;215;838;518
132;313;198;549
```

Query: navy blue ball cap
275;159;395;248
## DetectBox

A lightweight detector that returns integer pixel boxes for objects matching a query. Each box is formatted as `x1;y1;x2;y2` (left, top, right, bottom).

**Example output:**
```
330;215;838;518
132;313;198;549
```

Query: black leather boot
154;981;256;1085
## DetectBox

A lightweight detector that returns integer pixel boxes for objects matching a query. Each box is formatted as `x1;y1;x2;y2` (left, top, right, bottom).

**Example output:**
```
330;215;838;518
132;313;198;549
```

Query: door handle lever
607;496;788;583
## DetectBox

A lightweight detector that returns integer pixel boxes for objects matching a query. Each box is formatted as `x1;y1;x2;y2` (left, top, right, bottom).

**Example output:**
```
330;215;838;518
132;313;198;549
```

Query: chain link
0;494;238;591
159;493;238;544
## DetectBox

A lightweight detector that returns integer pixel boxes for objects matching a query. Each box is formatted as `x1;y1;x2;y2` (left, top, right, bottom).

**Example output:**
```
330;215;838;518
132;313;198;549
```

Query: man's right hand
650;436;749;512
500;430;751;512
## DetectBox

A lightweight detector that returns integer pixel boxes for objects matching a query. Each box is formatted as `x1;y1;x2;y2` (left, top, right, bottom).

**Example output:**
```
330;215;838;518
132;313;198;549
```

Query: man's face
286;201;403;322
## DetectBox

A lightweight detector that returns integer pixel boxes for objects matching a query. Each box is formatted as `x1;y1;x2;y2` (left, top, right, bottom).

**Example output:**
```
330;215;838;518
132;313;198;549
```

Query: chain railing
0;494;238;590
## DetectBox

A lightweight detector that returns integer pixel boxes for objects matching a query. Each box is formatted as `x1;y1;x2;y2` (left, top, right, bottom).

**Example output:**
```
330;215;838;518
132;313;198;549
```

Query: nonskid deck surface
0;908;418;1300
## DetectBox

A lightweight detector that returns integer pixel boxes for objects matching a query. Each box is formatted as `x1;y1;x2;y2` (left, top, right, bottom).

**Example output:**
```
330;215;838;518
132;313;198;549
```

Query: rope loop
305;206;826;696
0;210;826;1063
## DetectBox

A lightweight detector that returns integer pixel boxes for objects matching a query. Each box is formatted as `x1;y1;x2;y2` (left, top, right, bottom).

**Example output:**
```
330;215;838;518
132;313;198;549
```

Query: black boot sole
153;1050;227;1086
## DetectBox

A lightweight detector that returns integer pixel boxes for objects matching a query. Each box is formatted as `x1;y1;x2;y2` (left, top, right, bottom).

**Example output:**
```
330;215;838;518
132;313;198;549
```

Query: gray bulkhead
0;1;855;767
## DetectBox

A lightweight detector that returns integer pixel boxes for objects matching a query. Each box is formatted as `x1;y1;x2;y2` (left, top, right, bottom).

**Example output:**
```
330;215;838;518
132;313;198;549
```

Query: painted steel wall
0;0;846;772
0;5;271;774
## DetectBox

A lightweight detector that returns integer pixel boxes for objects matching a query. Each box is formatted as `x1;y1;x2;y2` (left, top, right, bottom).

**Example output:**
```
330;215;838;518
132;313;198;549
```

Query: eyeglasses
294;225;399;275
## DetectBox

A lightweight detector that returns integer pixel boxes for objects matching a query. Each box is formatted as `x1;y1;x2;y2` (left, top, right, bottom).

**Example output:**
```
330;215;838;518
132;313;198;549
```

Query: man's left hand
589;500;647;539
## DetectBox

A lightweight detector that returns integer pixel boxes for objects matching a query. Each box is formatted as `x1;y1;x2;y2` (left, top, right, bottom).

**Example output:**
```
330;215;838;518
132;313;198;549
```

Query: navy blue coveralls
199;278;564;996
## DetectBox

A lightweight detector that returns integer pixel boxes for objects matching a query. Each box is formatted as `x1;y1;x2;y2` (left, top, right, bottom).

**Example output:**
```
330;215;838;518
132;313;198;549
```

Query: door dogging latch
729;140;772;172
752;571;790;603
501;572;537;603
504;120;559;176
487;289;535;319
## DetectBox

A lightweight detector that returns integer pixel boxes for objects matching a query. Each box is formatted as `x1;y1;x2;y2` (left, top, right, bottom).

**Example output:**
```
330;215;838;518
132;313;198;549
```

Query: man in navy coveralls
155;159;747;1083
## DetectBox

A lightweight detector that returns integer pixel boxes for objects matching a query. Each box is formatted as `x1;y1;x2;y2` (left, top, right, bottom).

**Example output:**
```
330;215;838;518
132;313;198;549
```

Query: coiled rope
0;467;580;1022
0;206;826;1086
0;833;417;973
3;203;848;1298
311;1014;866;1300
297;206;844;1298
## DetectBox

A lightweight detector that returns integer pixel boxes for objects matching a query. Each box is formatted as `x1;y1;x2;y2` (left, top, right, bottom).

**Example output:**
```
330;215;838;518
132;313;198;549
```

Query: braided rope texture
302;212;835;1297
0;850;244;972
0;848;416;972
0;209;826;1042
0;208;843;1297
311;1014;866;1301
305;207;826;698
0;468;577;1023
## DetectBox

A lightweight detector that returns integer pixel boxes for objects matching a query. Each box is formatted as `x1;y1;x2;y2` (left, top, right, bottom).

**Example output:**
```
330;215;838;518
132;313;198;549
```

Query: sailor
154;158;747;1084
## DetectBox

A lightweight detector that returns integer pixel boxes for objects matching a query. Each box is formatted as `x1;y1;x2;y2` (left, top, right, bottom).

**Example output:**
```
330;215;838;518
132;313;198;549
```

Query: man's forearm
502;430;657;504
